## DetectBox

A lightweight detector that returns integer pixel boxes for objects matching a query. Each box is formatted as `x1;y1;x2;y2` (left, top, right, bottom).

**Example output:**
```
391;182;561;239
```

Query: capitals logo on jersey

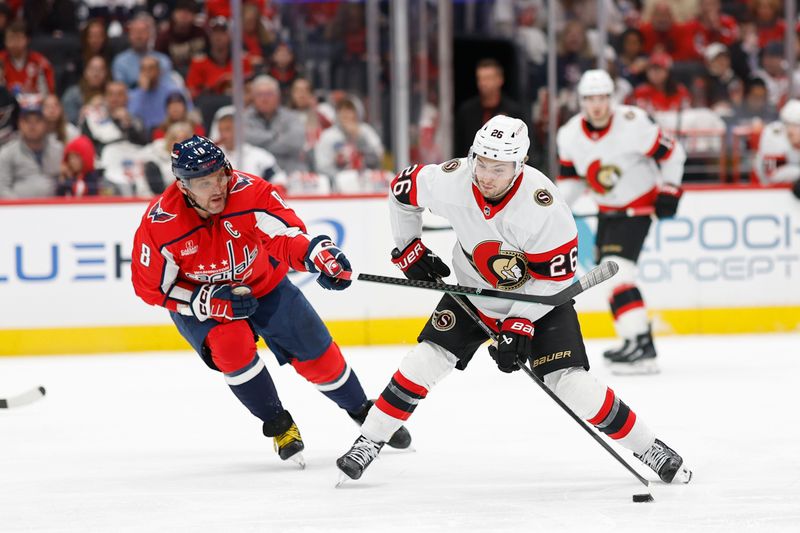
147;199;177;223
586;160;622;194
467;241;530;290
230;173;254;193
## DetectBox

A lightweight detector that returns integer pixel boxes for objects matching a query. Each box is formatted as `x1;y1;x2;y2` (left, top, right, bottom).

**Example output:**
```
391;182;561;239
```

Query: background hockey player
556;69;687;375
131;135;409;466
754;98;800;200
336;115;692;486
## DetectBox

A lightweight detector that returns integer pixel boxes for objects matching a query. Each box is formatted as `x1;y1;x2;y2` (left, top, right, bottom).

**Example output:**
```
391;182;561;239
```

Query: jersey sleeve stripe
646;130;674;161
525;236;578;282
558;159;580;180
254;211;306;239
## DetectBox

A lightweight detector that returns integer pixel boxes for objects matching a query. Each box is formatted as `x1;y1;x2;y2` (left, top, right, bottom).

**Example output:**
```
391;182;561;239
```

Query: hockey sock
224;355;284;422
291;342;366;413
609;283;649;339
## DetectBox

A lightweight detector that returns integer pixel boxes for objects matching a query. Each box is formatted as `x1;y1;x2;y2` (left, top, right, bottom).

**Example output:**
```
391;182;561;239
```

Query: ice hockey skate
263;411;306;468
635;438;692;483
348;400;412;449
336;435;384;486
604;330;659;375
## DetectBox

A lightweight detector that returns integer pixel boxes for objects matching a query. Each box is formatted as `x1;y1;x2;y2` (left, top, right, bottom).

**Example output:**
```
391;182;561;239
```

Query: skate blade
288;452;306;469
610;360;660;375
335;471;350;488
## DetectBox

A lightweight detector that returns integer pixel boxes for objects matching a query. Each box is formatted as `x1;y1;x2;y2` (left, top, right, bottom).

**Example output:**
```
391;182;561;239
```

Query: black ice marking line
0;386;46;408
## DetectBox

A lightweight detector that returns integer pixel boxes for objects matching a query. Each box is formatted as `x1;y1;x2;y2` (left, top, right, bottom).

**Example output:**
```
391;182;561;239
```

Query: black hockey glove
488;318;534;373
654;184;682;219
190;283;258;323
391;238;451;282
792;179;800;199
304;235;352;291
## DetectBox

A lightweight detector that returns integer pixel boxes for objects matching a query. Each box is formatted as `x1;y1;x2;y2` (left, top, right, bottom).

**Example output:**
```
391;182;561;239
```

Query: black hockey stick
338;261;618;306
0;386;46;408
444;294;649;488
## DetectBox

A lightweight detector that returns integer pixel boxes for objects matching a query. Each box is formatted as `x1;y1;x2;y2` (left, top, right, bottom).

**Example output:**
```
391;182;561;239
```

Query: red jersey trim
525;236;579;282
598;187;658;212
470;172;524;220
580;116;614;141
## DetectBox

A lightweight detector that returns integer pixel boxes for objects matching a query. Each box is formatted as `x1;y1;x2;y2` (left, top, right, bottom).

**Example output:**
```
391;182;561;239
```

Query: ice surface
1;334;799;532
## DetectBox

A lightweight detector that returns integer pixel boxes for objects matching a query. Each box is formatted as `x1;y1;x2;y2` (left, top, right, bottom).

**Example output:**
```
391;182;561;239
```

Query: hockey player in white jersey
336;115;692;486
556;69;687;375
754;99;800;199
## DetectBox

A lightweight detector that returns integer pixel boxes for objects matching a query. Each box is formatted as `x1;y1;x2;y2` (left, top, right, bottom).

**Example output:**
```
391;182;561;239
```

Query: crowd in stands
0;0;798;199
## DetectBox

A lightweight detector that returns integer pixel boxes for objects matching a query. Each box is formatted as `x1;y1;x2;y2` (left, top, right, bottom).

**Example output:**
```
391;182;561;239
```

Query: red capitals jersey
0;50;55;95
132;170;313;312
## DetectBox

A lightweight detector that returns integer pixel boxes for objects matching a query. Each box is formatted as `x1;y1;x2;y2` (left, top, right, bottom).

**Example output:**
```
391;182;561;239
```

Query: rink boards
1;185;798;355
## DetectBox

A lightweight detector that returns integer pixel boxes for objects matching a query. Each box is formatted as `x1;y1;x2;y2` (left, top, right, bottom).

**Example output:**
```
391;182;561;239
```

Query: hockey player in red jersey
556;69;687;375
131;135;410;466
336;115;692;485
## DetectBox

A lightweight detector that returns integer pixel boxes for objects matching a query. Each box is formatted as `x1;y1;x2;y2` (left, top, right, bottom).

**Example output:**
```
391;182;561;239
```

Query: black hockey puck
632;493;654;503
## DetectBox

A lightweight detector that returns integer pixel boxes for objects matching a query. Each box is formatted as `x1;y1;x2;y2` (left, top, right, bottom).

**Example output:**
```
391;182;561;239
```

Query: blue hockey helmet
171;135;229;181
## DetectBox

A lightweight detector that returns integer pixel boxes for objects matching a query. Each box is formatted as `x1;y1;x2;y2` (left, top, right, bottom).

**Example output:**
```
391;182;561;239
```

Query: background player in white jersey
556;70;687;375
335;115;692;486
754;98;800;199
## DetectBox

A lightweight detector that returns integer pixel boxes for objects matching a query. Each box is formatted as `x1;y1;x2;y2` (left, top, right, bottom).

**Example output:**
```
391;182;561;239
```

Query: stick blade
579;261;619;292
0;386;47;409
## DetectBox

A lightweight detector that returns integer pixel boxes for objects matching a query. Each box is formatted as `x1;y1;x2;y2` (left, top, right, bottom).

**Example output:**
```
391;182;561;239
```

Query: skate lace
346;437;382;467
273;423;302;452
636;441;670;472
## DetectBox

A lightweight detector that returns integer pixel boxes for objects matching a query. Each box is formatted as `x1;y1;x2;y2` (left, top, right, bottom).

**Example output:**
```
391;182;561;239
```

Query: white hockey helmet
468;114;530;180
577;69;615;98
780;99;800;126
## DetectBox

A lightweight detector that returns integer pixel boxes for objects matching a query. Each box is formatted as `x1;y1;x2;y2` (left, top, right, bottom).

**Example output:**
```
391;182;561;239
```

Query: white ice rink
2;333;799;533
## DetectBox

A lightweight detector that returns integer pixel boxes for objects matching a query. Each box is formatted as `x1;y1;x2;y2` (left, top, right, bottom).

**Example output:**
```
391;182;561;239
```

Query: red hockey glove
488;318;534;373
304;235;352;291
190;283;258;323
391;238;451;282
654;184;682;219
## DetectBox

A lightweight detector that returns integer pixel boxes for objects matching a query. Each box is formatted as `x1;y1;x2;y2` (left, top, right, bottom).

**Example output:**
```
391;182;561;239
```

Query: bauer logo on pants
432;310;456;331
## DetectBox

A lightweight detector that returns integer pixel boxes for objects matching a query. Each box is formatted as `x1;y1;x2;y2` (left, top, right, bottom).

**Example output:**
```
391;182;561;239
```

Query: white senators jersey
389;158;578;324
754;121;800;184
556;105;686;211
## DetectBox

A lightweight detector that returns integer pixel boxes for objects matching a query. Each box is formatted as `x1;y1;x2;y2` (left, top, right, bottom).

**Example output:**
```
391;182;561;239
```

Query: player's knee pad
603;256;648;332
206;321;258;373
291;342;350;390
544;367;608;420
398;341;458;392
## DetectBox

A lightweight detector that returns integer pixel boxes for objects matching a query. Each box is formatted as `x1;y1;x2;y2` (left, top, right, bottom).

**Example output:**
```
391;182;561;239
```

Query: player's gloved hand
391;238;451;282
304;235;352;291
654;184;682;219
488;317;534;373
792;179;800;199
190;282;258;323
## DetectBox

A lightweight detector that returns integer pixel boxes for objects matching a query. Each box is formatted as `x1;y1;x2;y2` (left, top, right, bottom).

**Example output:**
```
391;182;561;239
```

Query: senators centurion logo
586;159;622;194
465;241;530;291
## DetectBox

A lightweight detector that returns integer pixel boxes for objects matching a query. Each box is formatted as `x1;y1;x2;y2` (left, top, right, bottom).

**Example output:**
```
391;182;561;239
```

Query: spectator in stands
728;19;759;82
629;52;691;113
752;41;795;108
43;94;79;145
242;1;277;63
23;0;78;35
729;76;777;126
244;74;307;174
111;13;173;90
556;21;596;91
513;1;547;68
56;135;107;197
154;0;207;78
749;0;785;48
81;80;148;153
62;55;109;126
127;54;183;133
185;17;255;99
0;3;12;52
0;81;17;146
638;1;697;61
150;90;204;140
0;20;55;95
454;58;528;158
139;120;195;194
616;28;648;87
554;0;625;35
80;19;112;68
314;98;383;186
0;95;63;198
686;0;740;51
699;42;743;114
268;42;301;101
328;2;368;94
288;77;332;150
753;99;800;199
210;105;286;188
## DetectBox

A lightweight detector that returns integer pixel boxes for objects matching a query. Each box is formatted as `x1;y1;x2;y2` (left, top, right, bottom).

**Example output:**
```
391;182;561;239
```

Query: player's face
184;168;230;215
474;155;516;199
582;94;612;126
